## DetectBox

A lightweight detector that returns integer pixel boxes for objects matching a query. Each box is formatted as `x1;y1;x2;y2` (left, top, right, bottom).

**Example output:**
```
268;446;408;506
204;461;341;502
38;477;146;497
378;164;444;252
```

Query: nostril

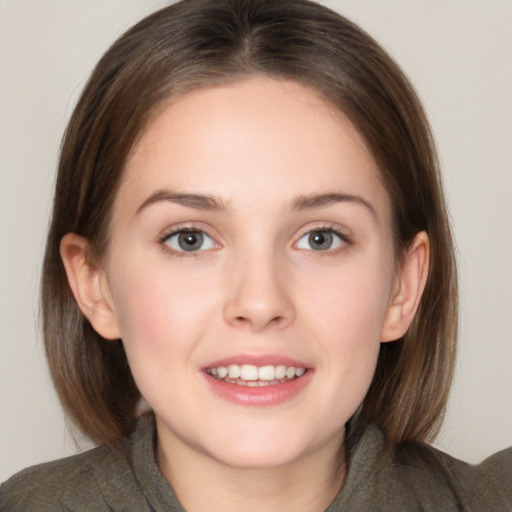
236;315;282;323
266;315;287;329
223;286;295;331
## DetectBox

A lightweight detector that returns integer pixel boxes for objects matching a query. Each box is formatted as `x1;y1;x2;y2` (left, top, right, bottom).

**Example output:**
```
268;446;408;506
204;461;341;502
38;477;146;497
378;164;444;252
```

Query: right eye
295;228;347;252
162;229;216;253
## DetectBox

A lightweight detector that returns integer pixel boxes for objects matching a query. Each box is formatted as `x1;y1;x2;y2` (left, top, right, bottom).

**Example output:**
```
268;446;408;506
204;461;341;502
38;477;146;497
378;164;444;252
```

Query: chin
201;424;339;471
209;443;306;470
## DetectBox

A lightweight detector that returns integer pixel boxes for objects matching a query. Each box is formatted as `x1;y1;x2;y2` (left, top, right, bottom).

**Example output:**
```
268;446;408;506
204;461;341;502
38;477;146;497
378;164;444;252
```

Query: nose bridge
223;245;294;332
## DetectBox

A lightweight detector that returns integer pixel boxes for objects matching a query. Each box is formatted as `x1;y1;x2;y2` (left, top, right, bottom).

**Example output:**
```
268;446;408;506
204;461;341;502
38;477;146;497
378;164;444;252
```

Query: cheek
108;261;220;364
108;266;221;411
303;258;393;342
298;255;394;405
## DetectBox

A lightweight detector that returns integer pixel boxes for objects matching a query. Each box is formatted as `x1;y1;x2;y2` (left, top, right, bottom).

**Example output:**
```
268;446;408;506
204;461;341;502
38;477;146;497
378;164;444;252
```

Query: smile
205;364;307;386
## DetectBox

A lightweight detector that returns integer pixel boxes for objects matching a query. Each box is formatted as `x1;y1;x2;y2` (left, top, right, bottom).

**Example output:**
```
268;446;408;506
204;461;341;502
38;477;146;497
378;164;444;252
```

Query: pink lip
202;353;309;369
201;354;314;406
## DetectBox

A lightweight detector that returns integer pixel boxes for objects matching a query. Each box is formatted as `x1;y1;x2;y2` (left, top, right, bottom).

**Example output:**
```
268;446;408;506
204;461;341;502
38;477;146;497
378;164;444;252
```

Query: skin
61;77;428;512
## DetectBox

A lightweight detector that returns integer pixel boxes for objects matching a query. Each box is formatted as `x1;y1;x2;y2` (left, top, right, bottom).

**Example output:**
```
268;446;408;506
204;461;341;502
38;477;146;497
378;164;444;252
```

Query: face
96;78;402;470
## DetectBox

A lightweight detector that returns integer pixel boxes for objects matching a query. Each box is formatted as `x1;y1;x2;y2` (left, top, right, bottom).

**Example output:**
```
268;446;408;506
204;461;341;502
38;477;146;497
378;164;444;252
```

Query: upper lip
202;353;311;369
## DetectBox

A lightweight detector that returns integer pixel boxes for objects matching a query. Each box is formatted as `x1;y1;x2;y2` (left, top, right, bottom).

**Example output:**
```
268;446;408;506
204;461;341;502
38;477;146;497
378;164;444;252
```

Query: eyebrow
136;190;228;214
290;192;377;217
136;189;376;218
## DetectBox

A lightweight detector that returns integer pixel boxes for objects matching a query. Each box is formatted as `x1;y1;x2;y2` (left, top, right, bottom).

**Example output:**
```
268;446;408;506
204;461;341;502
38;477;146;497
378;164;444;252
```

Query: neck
156;429;346;512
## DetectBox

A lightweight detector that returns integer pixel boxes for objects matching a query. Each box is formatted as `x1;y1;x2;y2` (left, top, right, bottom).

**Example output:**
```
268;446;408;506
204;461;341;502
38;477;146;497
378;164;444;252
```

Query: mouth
205;364;307;387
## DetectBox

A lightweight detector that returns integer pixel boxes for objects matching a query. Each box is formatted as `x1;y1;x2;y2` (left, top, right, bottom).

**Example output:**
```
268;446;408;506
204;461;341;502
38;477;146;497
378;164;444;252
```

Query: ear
381;231;429;342
60;233;121;340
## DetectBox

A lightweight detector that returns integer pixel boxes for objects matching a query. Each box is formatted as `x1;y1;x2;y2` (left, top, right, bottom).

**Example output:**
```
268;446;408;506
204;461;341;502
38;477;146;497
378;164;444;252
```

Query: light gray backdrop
1;0;511;482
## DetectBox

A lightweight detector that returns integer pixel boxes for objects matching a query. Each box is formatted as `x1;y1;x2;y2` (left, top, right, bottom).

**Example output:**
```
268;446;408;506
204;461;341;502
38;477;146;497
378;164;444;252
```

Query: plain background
1;0;511;482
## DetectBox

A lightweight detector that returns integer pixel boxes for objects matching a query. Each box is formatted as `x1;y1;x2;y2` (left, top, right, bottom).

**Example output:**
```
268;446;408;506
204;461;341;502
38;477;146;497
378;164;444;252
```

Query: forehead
117;77;390;218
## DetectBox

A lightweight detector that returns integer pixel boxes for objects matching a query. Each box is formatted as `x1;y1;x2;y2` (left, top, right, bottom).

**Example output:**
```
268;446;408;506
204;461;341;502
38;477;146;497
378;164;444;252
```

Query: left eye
296;229;346;251
163;230;216;252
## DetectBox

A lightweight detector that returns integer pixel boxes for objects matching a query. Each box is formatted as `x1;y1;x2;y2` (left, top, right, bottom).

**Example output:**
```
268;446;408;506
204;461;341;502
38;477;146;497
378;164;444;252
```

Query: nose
223;252;295;333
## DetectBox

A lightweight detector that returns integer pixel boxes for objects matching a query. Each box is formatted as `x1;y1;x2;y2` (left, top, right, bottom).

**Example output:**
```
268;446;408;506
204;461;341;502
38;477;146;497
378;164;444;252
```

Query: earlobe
60;233;121;340
381;231;429;343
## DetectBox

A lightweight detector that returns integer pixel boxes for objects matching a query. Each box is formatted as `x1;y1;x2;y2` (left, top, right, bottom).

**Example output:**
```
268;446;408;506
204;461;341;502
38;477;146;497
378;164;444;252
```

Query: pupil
178;232;203;251
309;231;332;250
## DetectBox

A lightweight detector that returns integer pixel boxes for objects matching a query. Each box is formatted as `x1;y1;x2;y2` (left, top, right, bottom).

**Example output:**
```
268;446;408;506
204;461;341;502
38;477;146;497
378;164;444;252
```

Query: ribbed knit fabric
1;415;511;511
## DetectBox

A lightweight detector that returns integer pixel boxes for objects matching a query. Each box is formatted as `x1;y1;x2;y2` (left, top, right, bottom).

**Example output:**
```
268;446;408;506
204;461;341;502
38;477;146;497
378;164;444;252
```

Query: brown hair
42;0;457;447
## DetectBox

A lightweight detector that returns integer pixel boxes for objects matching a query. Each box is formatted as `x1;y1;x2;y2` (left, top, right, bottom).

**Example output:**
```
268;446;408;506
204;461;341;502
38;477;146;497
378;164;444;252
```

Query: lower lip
203;370;313;406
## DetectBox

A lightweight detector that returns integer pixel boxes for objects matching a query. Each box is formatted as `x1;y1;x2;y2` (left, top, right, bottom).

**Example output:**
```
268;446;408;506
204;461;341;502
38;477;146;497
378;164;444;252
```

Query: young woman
1;1;511;510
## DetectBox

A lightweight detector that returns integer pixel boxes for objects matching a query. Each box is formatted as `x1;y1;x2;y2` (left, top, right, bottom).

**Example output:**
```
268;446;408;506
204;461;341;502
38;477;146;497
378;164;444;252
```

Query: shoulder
389;439;512;511
334;421;512;512
0;442;140;512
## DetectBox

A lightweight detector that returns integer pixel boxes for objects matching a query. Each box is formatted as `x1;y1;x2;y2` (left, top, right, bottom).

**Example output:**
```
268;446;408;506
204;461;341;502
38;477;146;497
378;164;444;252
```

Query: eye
296;229;346;251
162;229;216;253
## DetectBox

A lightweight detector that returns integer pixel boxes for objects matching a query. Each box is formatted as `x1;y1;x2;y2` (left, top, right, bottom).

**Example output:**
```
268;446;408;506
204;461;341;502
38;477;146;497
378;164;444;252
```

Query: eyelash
157;224;351;257
294;226;351;255
158;226;218;257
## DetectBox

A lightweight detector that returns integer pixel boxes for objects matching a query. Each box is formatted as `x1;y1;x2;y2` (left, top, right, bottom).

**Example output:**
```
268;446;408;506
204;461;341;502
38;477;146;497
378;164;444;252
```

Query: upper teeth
209;364;306;381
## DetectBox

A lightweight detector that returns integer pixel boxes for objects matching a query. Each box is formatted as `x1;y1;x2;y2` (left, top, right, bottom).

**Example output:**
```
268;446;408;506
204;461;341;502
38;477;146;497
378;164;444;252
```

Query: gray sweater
1;415;511;511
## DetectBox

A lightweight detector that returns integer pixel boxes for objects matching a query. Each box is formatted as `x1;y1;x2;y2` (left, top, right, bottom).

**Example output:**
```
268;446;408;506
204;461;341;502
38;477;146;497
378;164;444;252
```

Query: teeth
275;365;287;379
240;364;258;381
258;365;275;380
228;365;241;379
207;364;307;384
295;367;305;377
286;366;296;379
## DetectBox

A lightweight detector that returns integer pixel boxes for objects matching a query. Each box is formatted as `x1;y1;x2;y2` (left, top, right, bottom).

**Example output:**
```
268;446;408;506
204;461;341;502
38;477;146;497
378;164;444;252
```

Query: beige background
1;0;511;482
